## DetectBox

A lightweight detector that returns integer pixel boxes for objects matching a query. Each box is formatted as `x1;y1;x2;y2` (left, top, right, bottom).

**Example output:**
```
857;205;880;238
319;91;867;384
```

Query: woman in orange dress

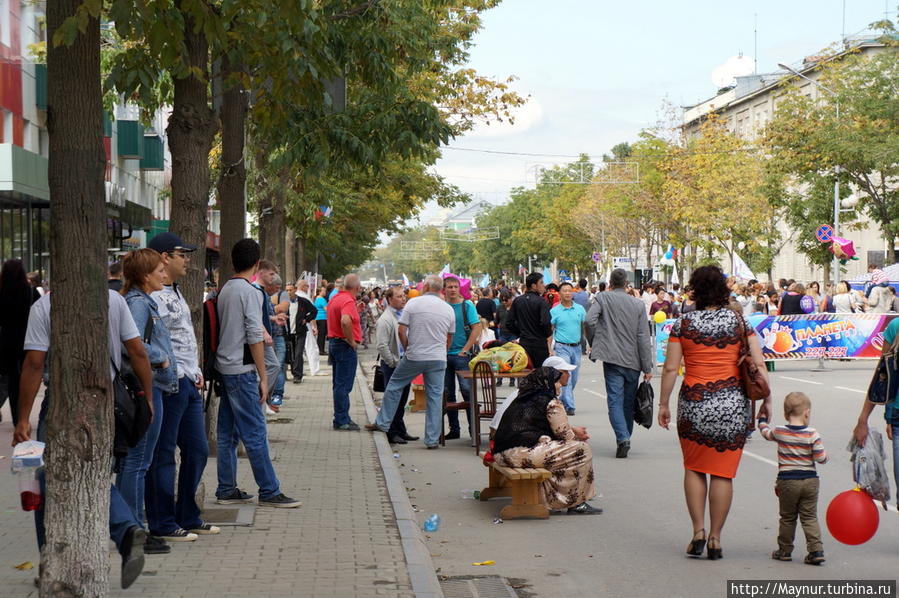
658;266;771;560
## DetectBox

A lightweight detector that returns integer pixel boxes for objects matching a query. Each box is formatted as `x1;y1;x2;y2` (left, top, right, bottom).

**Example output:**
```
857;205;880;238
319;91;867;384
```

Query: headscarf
517;366;561;397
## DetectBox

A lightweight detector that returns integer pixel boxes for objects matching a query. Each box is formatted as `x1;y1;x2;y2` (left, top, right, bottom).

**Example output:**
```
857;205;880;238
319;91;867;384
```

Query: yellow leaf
471;560;495;566
14;561;33;570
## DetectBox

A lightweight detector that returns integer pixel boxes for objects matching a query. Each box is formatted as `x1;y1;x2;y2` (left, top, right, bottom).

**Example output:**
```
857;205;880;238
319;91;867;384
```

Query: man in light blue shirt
551;282;587;415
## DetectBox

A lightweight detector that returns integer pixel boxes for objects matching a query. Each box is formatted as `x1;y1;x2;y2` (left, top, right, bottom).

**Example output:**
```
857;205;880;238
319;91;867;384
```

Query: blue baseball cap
148;232;197;254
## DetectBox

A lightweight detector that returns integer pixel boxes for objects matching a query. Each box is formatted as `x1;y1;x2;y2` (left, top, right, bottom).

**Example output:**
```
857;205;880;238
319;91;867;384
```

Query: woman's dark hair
688;265;730;310
545;283;559;292
499;290;512;302
0;259;30;301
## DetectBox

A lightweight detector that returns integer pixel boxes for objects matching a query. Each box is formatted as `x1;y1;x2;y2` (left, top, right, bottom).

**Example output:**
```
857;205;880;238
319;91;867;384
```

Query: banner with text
656;313;899;364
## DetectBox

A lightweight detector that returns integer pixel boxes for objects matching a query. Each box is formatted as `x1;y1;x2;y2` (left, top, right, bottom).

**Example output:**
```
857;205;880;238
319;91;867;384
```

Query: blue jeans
216;371;280;499
375;358;446;446
272;334;287;400
444;353;473;435
380;361;411;438
146;377;209;534
115;388;164;526
892;431;899;506
329;339;357;427
604;362;641;444
497;332;517;344
554;343;581;411
35;392;140;551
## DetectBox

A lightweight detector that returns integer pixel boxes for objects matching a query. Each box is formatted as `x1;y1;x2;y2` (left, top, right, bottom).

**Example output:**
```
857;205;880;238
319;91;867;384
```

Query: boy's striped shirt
758;420;827;479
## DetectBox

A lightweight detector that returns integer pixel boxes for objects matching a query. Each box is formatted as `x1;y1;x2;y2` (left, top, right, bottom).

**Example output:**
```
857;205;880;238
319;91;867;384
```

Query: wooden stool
480;462;550;519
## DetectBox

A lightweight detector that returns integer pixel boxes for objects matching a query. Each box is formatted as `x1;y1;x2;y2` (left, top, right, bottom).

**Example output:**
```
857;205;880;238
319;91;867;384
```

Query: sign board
815;224;834;243
612;257;634;270
591;251;601;263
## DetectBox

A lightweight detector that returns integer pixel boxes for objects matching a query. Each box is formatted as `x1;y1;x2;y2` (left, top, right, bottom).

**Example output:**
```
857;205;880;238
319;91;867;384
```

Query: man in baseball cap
148;232;197;255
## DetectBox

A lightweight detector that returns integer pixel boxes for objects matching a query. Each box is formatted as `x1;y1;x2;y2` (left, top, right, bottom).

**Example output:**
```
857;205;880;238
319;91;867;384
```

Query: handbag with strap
112;314;154;458
733;309;770;429
372;360;386;393
866;328;899;408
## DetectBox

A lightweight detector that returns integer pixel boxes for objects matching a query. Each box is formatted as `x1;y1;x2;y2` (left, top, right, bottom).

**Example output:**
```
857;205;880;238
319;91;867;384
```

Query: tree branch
329;0;381;20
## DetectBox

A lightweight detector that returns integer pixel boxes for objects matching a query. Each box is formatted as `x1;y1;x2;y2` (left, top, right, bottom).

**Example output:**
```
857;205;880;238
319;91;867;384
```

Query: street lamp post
778;63;841;286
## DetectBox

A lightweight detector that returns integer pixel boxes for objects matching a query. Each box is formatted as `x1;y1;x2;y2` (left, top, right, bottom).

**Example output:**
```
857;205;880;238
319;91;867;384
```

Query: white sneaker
157;528;199;542
265;406;277;416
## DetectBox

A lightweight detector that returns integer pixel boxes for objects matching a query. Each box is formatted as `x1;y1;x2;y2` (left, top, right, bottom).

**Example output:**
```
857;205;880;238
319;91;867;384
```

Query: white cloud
466;95;544;138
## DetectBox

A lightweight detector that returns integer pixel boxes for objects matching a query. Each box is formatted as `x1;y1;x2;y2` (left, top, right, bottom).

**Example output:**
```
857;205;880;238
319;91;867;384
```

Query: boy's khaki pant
775;477;823;554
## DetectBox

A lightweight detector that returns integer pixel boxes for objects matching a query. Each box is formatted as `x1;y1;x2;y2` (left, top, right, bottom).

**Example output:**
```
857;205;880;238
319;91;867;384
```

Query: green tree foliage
765;41;899;262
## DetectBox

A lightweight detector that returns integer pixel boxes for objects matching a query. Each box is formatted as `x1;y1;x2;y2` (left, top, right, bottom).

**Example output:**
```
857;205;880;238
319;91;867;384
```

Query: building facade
682;36;890;282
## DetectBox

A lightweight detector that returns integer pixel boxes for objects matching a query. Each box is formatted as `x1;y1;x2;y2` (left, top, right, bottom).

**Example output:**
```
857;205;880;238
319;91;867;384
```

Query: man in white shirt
366;275;454;448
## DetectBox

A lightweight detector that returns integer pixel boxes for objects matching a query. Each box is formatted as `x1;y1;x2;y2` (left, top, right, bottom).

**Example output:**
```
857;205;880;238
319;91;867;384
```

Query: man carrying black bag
13;290;156;587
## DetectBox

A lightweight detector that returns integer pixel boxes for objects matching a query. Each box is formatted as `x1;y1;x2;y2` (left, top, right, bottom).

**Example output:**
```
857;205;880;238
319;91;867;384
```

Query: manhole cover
440;575;520;598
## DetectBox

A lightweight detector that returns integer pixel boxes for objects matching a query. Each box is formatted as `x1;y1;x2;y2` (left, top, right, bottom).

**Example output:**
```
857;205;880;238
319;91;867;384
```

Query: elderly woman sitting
492;367;600;514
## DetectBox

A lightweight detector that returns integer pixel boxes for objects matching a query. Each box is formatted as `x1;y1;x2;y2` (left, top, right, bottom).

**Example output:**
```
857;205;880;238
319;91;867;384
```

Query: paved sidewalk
0;352;422;597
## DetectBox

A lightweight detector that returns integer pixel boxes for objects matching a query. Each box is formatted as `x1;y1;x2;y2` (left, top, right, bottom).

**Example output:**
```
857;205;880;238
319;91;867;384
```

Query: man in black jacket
506;272;552;367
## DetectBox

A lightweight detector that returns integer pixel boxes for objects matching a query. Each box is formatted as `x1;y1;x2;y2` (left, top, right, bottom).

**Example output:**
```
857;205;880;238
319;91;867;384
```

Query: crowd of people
3;240;899;587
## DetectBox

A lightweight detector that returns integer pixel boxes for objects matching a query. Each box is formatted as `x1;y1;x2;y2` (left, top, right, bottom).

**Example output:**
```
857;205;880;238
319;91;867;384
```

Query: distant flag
518;264;526;275
402;273;410;288
732;253;756;280
441;264;450;275
479;273;490;287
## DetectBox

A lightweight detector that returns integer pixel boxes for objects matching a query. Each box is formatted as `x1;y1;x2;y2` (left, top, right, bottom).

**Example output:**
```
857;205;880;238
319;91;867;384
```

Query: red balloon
826;489;879;545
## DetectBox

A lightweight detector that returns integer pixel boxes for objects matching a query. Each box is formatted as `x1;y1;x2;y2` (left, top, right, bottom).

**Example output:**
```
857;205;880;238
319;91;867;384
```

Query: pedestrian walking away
658;265;772;560
587;268;653;458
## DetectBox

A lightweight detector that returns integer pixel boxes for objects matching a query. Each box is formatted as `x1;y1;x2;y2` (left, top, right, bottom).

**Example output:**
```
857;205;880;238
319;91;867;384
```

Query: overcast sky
401;0;893;234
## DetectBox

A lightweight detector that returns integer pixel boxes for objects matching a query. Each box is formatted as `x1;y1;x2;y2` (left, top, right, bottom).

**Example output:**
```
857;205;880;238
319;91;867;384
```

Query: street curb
356;364;445;598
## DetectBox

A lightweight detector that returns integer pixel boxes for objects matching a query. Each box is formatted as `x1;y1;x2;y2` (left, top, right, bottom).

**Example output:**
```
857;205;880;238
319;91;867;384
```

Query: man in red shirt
326;273;363;430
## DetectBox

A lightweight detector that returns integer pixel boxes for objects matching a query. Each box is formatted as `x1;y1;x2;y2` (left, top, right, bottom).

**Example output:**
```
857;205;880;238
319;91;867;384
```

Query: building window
0;0;10;48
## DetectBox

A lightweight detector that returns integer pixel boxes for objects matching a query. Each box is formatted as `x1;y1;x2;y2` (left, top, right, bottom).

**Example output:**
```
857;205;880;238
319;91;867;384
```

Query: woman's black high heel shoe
686;529;706;557
707;537;722;560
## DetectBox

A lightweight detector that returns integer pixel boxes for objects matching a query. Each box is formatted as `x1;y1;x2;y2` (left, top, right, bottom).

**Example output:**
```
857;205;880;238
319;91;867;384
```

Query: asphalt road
378;356;899;598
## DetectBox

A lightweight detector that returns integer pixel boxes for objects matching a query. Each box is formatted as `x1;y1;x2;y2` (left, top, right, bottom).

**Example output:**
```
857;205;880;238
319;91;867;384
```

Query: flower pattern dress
494;399;596;510
669;308;752;479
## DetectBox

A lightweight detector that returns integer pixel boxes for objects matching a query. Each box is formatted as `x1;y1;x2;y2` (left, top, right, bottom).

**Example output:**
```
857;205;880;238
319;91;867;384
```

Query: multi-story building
0;1;221;278
682;34;890;282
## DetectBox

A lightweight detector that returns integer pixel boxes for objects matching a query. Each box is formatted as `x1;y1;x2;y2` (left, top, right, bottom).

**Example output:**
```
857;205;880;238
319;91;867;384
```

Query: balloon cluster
660;245;677;267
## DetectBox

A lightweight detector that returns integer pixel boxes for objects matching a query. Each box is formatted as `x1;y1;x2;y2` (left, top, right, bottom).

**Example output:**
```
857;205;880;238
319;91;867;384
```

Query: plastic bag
469;342;529;373
847;430;891;508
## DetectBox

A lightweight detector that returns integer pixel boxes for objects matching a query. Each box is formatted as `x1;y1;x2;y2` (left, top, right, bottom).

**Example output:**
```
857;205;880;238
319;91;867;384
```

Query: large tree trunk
45;3;111;596
167;4;217;346
257;163;287;268
208;54;247;455
285;232;296;283
216;55;247;283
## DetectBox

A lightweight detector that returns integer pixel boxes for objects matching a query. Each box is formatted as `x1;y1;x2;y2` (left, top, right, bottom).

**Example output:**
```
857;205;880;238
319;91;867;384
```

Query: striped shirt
757;420;827;479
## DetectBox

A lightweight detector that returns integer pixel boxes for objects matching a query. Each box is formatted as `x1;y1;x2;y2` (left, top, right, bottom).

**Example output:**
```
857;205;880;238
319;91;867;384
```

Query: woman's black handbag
372;363;386;393
634;381;654;429
112;314;154;458
867;332;899;405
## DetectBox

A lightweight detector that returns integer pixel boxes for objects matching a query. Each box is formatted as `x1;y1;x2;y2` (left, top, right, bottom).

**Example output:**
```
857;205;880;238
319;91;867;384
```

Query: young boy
758;392;827;565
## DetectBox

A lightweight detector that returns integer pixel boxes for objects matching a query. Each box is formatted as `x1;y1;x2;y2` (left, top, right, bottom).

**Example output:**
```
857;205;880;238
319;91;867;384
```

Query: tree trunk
167;3;217;347
285;232;295;283
208;55;247;455
216;55;248;284
45;3;111;596
888;239;897;266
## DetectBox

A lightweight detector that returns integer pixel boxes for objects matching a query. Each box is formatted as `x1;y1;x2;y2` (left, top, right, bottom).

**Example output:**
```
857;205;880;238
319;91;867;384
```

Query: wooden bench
479;462;551;519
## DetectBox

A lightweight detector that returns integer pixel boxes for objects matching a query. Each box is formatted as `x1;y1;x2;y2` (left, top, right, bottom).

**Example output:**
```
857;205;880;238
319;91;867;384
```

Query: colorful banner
656;313;899;364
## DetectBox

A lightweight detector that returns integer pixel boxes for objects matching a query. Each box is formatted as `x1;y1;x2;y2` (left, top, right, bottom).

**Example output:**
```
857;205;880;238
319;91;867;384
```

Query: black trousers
519;340;549;370
316;319;327;354
0;358;22;426
291;326;308;380
381;360;411;438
